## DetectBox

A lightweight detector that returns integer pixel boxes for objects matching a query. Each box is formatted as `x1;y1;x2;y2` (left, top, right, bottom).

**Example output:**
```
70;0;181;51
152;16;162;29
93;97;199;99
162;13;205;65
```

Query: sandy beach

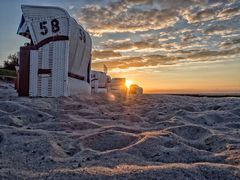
0;81;239;179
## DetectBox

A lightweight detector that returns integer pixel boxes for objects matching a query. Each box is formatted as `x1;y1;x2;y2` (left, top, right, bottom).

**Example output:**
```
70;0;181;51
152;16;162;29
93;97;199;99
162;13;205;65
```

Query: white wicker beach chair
91;70;109;93
17;5;92;97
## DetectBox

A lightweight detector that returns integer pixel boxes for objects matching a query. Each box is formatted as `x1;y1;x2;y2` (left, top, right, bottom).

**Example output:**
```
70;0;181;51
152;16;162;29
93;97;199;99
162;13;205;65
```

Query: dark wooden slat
91;78;98;82
36;36;69;49
68;72;85;81
18;46;31;96
38;69;52;74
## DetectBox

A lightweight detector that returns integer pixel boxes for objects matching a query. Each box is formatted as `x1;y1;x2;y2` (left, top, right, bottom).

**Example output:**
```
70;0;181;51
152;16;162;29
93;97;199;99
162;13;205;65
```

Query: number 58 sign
30;18;69;43
39;19;60;35
30;17;86;44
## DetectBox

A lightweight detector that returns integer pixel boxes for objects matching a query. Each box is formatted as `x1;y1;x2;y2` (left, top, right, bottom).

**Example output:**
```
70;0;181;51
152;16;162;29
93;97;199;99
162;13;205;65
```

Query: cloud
92;54;178;71
181;1;240;24
219;38;240;49
92;47;240;72
187;47;240;59
204;25;236;36
73;0;240;72
68;5;74;10
75;1;179;36
92;50;122;60
101;38;134;51
217;6;240;20
101;35;178;53
181;6;218;23
155;0;205;9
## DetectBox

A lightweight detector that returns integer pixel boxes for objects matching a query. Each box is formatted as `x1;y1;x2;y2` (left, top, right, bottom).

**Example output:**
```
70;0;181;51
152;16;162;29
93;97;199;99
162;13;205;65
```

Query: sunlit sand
0;81;239;179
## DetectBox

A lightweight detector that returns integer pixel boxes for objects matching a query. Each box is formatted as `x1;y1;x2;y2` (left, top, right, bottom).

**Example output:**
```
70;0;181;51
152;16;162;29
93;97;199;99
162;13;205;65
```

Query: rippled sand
0;82;239;179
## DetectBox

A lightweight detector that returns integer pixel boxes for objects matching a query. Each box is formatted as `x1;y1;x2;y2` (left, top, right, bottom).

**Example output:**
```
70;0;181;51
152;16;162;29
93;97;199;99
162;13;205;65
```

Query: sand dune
0;81;239;179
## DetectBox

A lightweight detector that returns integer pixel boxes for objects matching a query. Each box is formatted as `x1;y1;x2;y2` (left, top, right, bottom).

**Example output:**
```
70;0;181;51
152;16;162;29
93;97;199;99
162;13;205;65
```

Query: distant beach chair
110;78;127;96
129;84;143;95
17;5;92;97
91;70;111;93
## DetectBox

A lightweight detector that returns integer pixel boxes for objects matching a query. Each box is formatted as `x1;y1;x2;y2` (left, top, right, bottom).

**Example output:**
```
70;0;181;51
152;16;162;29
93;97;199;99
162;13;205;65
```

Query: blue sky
0;0;240;92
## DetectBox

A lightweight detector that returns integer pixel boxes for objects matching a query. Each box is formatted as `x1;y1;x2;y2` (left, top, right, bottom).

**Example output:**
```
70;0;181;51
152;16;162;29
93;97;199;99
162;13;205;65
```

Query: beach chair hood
17;15;31;39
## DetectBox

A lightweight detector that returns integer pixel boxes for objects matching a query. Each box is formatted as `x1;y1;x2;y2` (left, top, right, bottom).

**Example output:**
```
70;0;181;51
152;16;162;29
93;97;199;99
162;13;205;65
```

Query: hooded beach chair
129;84;143;95
17;5;92;97
110;78;127;95
91;70;110;93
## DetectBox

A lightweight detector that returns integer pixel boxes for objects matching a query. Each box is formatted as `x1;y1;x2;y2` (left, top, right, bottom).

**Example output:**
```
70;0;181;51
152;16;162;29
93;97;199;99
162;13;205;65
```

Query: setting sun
126;79;133;89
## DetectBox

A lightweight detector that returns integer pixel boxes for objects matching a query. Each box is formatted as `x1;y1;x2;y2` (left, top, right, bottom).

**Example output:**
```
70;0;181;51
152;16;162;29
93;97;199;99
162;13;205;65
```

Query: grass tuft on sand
0;68;16;77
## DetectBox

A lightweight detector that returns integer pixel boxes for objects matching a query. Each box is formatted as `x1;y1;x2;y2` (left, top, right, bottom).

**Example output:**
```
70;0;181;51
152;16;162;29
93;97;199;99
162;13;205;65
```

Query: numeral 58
40;19;60;35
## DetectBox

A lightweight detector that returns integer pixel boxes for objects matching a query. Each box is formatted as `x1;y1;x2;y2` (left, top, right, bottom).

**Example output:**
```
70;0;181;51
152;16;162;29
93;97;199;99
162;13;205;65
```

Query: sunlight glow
126;79;133;89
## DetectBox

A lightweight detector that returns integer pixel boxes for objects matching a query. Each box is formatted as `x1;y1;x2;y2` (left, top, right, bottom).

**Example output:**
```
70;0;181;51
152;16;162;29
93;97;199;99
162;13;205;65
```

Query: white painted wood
29;51;38;96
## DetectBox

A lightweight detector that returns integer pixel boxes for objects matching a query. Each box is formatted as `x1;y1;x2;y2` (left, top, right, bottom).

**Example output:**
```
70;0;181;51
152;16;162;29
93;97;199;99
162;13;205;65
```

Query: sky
0;0;240;93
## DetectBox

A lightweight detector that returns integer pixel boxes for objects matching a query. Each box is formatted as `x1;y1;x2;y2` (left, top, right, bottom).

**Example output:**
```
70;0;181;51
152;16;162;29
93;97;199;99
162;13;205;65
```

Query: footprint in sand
204;135;228;153
225;123;240;129
167;125;212;140
82;130;138;151
0;101;24;113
